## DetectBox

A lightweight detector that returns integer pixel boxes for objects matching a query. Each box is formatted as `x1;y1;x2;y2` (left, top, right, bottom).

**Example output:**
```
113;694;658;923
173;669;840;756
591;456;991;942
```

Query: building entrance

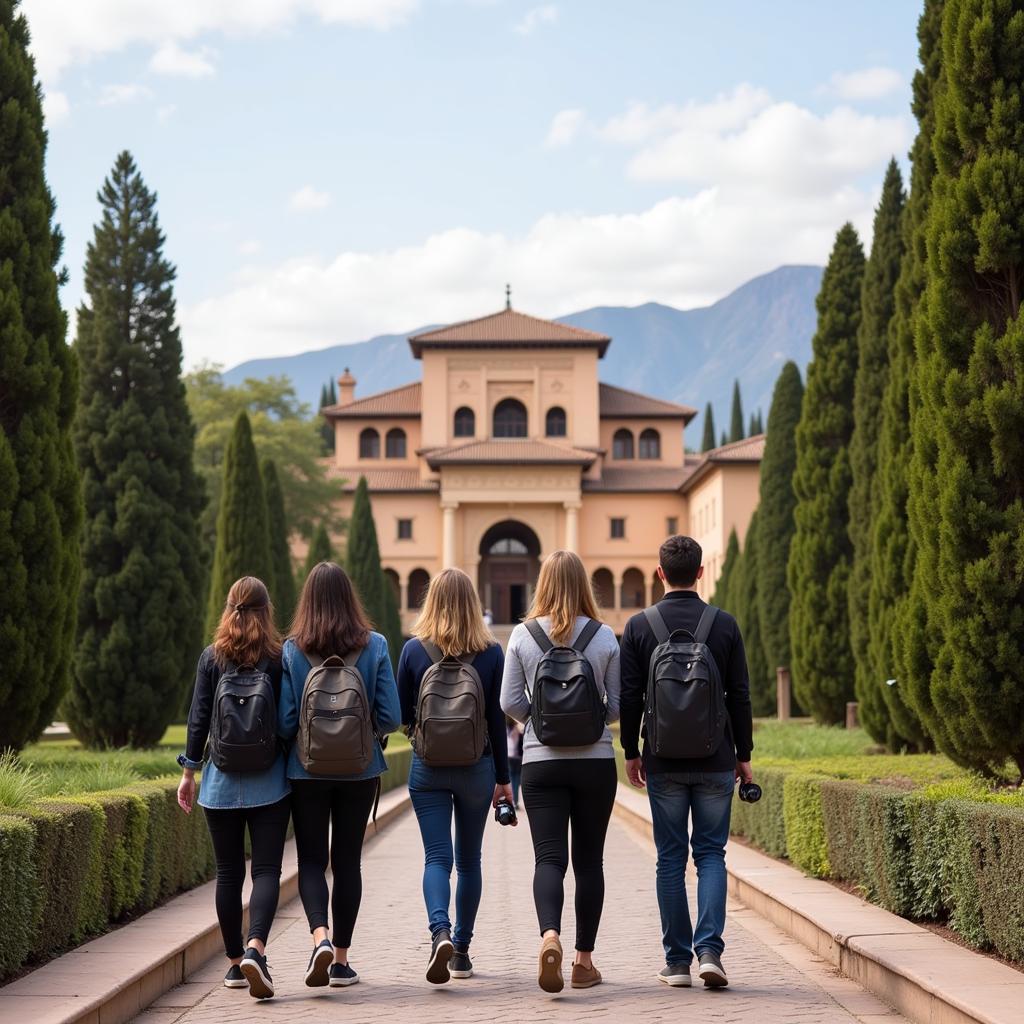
478;520;541;625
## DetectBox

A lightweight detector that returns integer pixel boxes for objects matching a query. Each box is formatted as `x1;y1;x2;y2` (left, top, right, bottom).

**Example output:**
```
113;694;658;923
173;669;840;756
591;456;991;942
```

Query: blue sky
27;0;921;368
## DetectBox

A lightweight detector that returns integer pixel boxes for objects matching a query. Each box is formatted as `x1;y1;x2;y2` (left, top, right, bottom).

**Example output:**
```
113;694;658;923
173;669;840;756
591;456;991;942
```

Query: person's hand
735;760;753;785
177;771;197;814
493;783;518;825
626;757;646;789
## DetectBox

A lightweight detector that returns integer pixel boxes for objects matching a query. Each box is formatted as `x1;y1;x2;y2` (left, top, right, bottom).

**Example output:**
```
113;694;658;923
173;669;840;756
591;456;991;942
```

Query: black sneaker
449;946;473;979
239;948;275;1000
223;964;247;989
426;928;454;985
697;951;728;988
305;939;334;987
329;962;359;987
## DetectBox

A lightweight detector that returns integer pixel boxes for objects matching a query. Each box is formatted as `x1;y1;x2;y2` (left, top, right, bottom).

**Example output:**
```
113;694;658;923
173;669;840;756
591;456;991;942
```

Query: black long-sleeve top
619;590;753;772
396;638;511;785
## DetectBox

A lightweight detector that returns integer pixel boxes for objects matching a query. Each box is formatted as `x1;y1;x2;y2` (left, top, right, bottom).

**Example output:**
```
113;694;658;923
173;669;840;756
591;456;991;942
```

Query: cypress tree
701;403;716;452
906;0;1024;777
867;1;943;754
68;152;205;748
748;412;757;437
754;362;803;684
732;513;773;716
329;378;337;404
304;522;332;577
378;569;405;672
787;224;865;724
0;1;82;750
729;380;744;443
848;160;906;745
262;458;296;628
711;529;740;610
318;382;334;453
205;412;272;639
720;430;728;448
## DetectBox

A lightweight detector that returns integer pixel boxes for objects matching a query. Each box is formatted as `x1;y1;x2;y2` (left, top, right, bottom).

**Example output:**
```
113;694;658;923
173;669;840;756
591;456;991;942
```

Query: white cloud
515;4;557;34
22;0;419;83
42;89;70;124
287;185;332;211
545;108;584;148
238;239;263;256
826;66;904;101
98;82;153;105
149;40;216;78
157;103;177;122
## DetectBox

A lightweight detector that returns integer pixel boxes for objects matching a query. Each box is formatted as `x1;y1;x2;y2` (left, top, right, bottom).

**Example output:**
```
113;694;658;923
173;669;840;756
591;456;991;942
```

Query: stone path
132;806;905;1024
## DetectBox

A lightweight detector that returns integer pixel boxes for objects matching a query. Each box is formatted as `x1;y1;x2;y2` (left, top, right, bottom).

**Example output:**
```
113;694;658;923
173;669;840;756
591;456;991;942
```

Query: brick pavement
133;805;905;1024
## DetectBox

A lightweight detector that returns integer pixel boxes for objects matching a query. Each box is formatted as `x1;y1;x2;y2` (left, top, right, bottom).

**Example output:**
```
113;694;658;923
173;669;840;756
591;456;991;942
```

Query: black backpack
525;618;606;747
643;604;727;759
209;660;279;773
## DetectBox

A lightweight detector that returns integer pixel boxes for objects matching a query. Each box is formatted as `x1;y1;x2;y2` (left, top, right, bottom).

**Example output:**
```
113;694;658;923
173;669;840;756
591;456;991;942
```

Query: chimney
338;368;356;407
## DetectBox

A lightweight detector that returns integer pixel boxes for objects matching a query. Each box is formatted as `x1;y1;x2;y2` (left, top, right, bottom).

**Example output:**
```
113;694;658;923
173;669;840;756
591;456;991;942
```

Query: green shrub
967;803;1024;961
0;816;36;977
382;745;412;793
0;751;43;808
732;766;788;857
39;762;142;796
782;774;829;876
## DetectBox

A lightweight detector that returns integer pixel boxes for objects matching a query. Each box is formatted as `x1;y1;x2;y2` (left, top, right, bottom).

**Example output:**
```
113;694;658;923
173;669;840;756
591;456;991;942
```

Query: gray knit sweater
500;616;621;763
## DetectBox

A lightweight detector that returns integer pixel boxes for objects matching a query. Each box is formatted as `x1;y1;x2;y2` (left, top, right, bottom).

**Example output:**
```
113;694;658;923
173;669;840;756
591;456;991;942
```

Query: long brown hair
212;576;281;669
524;550;602;645
290;561;372;659
412;568;492;657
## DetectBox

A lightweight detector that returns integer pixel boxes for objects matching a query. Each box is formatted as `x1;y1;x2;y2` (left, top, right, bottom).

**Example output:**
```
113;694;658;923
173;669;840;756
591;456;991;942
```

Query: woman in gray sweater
500;550;621;994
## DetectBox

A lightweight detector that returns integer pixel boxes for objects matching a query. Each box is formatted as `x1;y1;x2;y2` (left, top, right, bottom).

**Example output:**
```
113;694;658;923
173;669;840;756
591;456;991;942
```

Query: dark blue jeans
408;752;496;947
646;770;734;965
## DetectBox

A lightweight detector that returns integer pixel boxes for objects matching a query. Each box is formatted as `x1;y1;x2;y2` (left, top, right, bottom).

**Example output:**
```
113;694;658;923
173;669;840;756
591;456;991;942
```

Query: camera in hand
738;781;762;803
494;799;517;826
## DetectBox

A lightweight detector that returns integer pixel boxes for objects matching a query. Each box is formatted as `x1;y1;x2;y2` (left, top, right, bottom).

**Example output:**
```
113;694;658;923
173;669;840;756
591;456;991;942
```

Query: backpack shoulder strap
303;649;325;670
643;605;671;644
524;619;553;654
420;640;444;664
694;604;719;645
573;618;602;654
342;646;365;669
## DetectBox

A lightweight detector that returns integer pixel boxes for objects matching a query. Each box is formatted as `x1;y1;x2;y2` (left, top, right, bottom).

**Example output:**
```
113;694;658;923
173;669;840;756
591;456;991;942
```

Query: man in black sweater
619;535;753;989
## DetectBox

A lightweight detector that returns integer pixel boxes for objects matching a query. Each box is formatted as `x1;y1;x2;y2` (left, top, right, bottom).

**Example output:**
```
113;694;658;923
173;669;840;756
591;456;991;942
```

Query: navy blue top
397;639;511;785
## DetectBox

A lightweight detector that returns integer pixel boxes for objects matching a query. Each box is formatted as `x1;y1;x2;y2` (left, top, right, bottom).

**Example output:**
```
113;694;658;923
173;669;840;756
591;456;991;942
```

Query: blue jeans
408;753;496;947
646;770;734;965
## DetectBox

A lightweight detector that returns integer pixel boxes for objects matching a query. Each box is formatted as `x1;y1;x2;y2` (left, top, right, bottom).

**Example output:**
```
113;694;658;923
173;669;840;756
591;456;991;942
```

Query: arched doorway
478;520;541;624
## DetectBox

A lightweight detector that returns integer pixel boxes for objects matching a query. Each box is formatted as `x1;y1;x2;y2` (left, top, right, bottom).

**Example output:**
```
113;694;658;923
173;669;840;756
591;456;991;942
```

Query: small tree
263;458;296;628
711;529;740;610
731;513;773;716
304;522;333;577
318;380;335;453
701;403;716;452
729;380;744;443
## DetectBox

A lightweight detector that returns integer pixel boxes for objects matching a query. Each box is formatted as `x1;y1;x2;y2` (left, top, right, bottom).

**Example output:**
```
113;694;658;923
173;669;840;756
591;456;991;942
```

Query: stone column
776;667;792;721
644;579;653;608
442;503;458;569
399;577;409;614
564;502;580;552
613;572;622;612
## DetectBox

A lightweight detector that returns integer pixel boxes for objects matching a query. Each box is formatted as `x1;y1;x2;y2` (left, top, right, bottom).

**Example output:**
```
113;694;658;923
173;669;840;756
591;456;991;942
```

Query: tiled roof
583;465;697;492
323;382;421;419
680;434;765;492
409;309;610;357
424;438;597;468
598;383;697;422
326;465;439;492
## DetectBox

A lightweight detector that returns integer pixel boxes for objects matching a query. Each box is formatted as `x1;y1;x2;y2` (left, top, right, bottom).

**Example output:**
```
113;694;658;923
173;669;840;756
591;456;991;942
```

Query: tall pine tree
0;1;82;750
869;1;943;754
787;224;865;724
906;0;1024;777
205;412;272;639
711;529;740;610
262;458;296;628
318;381;335;453
754;362;803;685
69;152;204;748
729;380;744;443
848;160;906;745
304;522;332;577
732;513;773;716
701;403;716;452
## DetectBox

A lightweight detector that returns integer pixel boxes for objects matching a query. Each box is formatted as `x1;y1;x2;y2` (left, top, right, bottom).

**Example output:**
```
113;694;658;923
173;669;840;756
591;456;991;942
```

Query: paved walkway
132;807;904;1024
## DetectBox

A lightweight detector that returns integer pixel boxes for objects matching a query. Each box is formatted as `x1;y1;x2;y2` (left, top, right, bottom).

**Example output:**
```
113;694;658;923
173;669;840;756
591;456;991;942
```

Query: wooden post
776;667;791;721
846;701;859;730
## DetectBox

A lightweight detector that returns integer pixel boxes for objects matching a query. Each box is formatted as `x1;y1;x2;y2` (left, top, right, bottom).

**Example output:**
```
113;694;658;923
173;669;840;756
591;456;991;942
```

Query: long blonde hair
525;550;602;645
412;568;493;656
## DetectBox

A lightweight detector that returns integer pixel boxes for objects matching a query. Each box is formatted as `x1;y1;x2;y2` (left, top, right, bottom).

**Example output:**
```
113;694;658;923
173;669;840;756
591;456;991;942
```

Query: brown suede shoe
571;962;602;989
538;934;564;993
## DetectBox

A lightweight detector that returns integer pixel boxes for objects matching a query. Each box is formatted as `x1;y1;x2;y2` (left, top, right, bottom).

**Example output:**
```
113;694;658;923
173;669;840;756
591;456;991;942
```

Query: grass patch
0;752;43;808
751;719;880;759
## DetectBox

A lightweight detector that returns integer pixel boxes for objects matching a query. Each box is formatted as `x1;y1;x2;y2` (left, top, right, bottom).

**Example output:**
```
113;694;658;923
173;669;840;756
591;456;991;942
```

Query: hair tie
229;601;266;612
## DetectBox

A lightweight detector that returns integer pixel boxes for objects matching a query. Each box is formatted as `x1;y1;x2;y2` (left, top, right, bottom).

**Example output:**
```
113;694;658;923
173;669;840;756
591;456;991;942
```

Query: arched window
383;568;400;607
408;568;430;610
639;428;661;460
385;427;406;459
621;567;646;609
454;406;475;438
545;406;567;437
493;398;528;438
612;428;634;460
359;427;380;459
592;568;615;609
489;537;529;555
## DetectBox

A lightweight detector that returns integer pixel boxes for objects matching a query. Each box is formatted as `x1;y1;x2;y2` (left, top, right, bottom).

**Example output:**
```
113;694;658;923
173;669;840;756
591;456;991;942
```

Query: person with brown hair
500;550;621;994
177;576;289;1000
396;568;513;985
277;561;401;990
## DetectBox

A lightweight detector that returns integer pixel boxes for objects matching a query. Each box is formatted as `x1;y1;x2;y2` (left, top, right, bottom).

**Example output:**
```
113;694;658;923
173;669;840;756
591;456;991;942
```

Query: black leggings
290;777;378;947
203;796;291;959
521;758;618;952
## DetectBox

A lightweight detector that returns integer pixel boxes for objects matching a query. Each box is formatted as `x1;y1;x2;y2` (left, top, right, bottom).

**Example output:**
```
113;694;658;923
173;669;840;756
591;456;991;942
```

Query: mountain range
223;264;824;442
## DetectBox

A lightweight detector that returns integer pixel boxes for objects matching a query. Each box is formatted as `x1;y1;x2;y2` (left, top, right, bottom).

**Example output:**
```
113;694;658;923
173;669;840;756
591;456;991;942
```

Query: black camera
494;799;518;826
738;781;762;803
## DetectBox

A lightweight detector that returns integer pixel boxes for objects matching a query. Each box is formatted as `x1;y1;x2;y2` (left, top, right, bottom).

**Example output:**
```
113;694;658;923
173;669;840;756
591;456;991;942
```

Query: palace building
322;302;764;635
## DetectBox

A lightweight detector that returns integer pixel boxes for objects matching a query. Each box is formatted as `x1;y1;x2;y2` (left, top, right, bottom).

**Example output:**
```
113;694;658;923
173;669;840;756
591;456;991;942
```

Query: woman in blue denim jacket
177;576;289;1001
278;561;401;990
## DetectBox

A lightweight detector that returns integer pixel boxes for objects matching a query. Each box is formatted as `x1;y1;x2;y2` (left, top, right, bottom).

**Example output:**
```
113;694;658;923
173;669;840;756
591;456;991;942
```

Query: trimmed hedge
0;816;36;977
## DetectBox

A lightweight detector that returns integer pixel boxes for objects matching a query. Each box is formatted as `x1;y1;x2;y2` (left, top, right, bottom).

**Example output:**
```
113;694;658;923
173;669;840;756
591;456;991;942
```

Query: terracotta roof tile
598;383;697;421
324;382;421;418
326;465;439;492
680;434;765;492
424;438;596;468
410;309;610;356
583;465;696;492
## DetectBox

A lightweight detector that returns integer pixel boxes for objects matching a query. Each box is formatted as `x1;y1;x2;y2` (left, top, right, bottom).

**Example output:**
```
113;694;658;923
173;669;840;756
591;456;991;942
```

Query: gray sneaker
697;951;728;987
658;963;692;987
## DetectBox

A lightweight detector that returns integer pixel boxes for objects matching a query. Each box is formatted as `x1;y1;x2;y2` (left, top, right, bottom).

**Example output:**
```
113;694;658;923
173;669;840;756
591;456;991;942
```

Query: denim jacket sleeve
278;640;301;742
373;635;402;735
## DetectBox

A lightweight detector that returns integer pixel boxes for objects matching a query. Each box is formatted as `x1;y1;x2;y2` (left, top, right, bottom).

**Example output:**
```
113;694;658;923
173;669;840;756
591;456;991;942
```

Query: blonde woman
397;568;513;985
500;551;620;993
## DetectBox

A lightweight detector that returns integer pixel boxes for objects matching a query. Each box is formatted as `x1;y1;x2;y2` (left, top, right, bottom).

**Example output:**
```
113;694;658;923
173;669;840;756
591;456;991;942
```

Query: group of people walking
177;534;753;1000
